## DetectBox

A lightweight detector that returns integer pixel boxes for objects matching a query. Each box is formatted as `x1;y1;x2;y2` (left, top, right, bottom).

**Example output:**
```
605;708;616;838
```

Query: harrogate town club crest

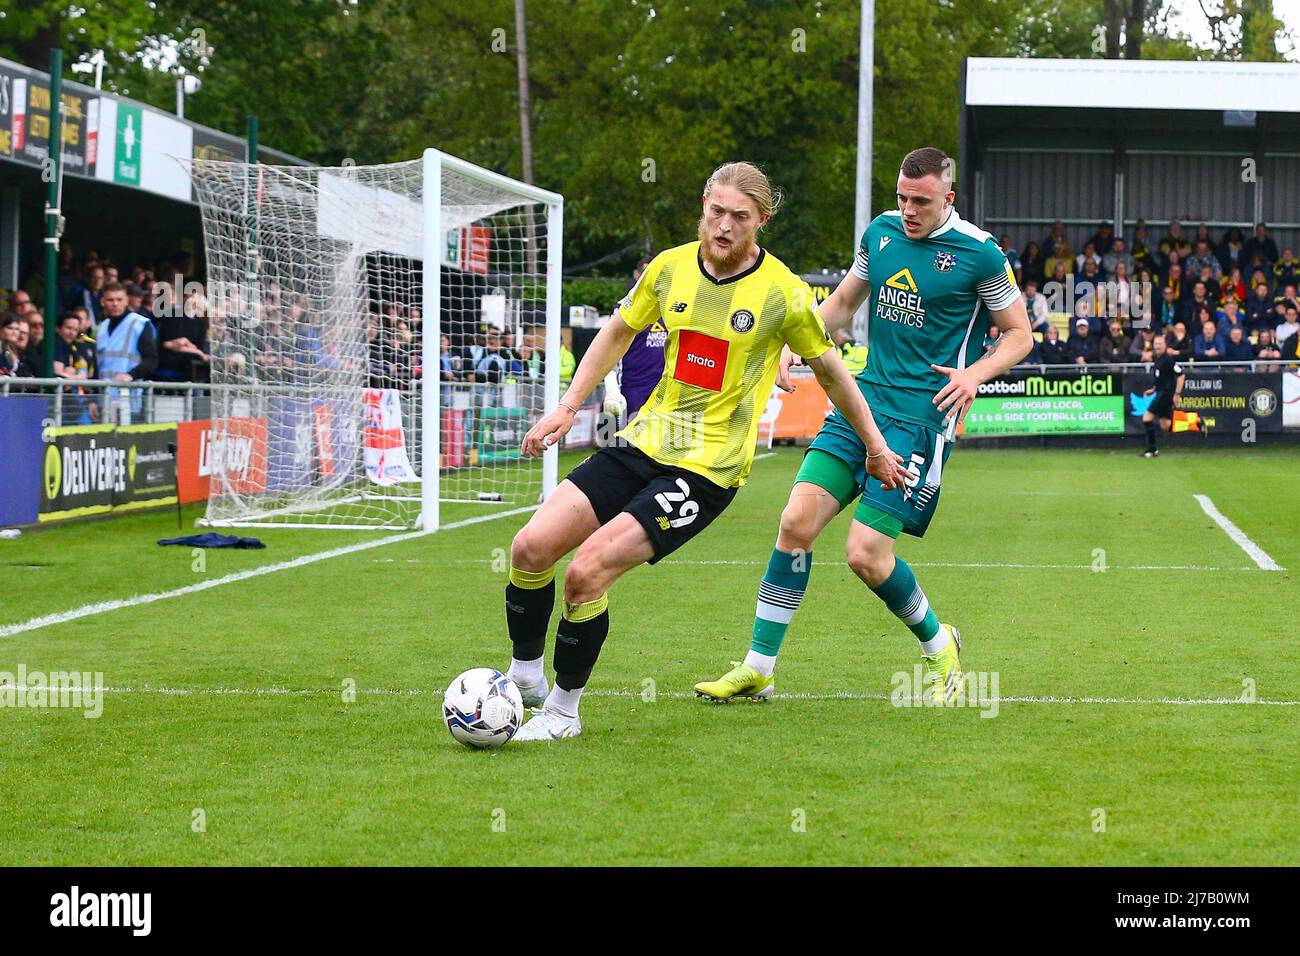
933;251;957;272
730;309;755;333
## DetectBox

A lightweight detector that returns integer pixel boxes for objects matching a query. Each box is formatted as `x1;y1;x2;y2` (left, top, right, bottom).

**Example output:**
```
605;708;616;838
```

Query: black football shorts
564;444;737;564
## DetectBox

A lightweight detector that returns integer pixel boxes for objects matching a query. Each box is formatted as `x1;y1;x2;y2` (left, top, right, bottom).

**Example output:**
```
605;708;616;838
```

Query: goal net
183;150;562;530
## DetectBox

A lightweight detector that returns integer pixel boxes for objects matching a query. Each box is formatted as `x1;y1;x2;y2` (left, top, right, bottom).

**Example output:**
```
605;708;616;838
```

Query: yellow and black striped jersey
616;241;832;489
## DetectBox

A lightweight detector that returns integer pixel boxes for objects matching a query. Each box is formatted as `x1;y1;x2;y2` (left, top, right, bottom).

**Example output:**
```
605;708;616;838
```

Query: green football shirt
851;209;1020;431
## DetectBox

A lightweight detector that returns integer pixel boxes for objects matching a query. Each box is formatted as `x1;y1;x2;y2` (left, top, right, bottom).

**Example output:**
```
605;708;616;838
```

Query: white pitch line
1193;494;1284;571
0;505;539;640
14;685;1291;706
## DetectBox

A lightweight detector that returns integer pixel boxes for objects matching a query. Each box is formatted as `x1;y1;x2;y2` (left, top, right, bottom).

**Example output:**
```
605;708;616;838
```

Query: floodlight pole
852;0;874;340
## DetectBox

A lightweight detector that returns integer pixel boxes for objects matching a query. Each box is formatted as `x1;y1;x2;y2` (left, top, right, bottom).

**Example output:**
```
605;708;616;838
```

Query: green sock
750;548;812;660
868;556;942;648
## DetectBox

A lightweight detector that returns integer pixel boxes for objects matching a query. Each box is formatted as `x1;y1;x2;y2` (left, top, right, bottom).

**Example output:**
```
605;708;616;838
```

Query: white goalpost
182;149;563;531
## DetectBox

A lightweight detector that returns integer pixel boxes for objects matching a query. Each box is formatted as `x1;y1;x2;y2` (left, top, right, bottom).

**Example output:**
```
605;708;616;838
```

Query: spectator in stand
1281;320;1300;362
66;265;106;325
1241;223;1278;267
1216;298;1245;339
1046;258;1070;294
1166;261;1187;303
125;283;153;321
255;312;296;384
155;289;211;382
1277;304;1300;351
4;288;33;315
1102;237;1135;277
439;333;462;381
1075;240;1103;275
1275;289;1300;338
1042;220;1069;259
1077;259;1105;317
1110;260;1134;321
1274;248;1299;288
1223;325;1255;366
1088;221;1116;258
1157;285;1179;331
1245;281;1274;333
1129;326;1157;362
982;323;1001;357
1192;317;1226;361
1101;319;1131;363
1181;280;1216;325
1023;280;1051;332
22;310;46;369
1131;220;1158;273
1019;241;1045;285
998;235;1021;282
53;312;95;379
1255;329;1282;373
1038;325;1068;364
1044;241;1073;282
0;312;37;376
1219;267;1246;307
1185;240;1222;282
1132;264;1157;325
96;283;157;418
1159;221;1192;270
1165;320;1191;358
1217;227;1246;273
1067;317;1101;364
473;328;510;384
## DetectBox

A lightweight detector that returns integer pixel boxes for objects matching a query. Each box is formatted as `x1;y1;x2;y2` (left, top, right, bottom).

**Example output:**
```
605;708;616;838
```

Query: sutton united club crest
933;251;957;272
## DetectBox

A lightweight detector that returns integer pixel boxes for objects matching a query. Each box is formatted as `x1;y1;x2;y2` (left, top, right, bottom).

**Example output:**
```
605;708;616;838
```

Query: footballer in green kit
696;147;1034;705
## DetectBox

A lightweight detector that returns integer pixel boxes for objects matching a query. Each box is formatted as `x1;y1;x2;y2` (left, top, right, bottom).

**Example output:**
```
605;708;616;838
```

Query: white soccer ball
443;668;524;749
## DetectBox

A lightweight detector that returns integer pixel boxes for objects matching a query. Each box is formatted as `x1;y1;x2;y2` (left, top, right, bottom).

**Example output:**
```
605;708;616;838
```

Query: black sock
554;597;610;691
505;566;556;662
1144;420;1157;451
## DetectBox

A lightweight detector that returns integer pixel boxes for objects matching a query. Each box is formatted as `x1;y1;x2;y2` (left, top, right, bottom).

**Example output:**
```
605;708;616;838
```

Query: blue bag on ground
157;533;266;549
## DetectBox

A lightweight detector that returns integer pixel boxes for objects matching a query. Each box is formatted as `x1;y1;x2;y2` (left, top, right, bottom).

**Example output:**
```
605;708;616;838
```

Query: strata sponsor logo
977;375;1116;397
673;330;728;391
50;886;151;936
0;665;103;718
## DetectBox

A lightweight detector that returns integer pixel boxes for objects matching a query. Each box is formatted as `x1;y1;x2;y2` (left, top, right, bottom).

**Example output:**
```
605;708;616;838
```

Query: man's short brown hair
900;147;954;186
101;282;125;295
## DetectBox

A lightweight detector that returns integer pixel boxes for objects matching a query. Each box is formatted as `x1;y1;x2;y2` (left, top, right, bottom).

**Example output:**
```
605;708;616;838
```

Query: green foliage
2;0;1293;273
563;276;629;314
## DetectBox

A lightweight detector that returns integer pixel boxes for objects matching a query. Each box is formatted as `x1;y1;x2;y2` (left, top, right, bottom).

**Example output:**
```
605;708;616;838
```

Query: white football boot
511;672;550;710
513;707;582;741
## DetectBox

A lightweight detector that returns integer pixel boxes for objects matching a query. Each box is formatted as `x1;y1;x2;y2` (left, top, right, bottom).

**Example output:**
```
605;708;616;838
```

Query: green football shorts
796;408;954;538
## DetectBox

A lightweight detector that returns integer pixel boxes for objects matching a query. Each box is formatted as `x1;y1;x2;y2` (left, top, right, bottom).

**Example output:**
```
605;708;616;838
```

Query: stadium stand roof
0;54;310;291
958;57;1300;252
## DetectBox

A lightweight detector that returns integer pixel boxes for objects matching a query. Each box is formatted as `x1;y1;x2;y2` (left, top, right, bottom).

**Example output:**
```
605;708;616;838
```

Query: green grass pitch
1;445;1296;865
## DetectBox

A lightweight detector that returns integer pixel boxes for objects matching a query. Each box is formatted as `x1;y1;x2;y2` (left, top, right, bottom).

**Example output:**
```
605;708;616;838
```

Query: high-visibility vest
96;312;150;412
559;345;576;386
839;341;869;376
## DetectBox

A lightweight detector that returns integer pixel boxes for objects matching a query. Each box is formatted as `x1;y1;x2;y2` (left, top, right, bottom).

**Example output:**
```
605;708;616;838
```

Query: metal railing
0;376;547;431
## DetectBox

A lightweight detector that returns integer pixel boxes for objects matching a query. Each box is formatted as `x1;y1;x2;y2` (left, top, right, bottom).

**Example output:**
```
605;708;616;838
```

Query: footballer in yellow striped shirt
502;161;906;741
